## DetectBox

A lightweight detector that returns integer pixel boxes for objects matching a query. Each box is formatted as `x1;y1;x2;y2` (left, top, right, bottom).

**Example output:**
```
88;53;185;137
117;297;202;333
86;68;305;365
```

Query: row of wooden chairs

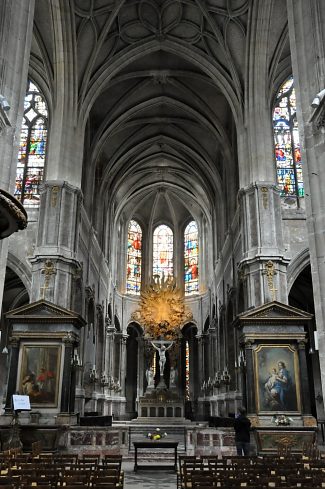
178;454;325;489
0;453;124;488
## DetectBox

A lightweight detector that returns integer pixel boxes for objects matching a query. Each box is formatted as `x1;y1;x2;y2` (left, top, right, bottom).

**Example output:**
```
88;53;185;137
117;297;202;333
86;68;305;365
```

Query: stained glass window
153;225;173;280
15;80;48;207
273;77;304;207
126;220;142;294
184;221;199;294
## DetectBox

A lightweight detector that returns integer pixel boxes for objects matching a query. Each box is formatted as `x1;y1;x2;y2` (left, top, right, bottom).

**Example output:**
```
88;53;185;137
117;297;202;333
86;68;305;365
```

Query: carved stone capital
62;332;76;346
9;336;19;348
85;285;95;303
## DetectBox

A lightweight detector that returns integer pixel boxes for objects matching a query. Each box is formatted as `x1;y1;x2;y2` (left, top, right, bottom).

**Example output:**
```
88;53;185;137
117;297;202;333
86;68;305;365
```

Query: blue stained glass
184;221;199;295
153;225;173;280
16;80;48;207
273;77;304;204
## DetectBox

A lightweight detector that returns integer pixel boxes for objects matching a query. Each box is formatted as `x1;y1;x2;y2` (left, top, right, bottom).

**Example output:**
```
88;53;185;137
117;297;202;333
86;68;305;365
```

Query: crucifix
151;340;173;377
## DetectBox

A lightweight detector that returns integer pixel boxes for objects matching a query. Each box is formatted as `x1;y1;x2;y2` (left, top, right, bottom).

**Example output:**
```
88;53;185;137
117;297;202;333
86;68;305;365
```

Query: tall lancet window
153;225;173;280
273;77;304;206
15;80;48;206
126;220;142;294
184;221;199;294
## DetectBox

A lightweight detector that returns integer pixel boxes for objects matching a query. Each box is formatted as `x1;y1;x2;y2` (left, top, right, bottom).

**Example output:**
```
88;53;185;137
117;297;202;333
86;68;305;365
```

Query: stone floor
123;461;176;489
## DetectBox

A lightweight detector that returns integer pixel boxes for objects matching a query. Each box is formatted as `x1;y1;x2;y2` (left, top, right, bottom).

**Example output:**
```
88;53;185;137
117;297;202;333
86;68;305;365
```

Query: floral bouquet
146;428;167;440
272;414;293;426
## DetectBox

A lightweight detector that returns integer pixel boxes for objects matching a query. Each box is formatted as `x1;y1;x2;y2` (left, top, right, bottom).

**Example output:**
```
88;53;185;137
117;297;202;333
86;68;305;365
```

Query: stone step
130;417;196;425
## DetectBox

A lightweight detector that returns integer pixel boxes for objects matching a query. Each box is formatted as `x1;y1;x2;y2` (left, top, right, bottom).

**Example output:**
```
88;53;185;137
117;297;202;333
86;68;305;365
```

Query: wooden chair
82;454;101;464
59;473;91;486
177;456;198;489
182;461;205;489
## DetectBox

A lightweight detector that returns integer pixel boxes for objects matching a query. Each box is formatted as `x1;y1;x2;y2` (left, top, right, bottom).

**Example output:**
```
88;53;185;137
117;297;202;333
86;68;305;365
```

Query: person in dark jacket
234;407;251;455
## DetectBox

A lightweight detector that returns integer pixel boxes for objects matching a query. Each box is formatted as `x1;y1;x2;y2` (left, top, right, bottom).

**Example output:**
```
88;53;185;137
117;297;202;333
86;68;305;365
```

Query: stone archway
289;265;321;419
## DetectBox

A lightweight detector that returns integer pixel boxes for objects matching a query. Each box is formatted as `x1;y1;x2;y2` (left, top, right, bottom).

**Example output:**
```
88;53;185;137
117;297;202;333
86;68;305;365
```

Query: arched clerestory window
153;224;173;280
126;220;142;294
15;80;48;207
184;220;199;294
273;76;304;208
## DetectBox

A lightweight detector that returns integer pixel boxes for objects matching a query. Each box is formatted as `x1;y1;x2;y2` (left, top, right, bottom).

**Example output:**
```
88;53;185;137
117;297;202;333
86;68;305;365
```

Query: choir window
153;225;173;280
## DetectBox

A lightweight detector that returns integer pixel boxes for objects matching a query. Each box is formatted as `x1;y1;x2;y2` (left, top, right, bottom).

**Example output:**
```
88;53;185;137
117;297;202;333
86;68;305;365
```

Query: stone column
5;336;19;411
119;335;128;395
29;181;82;310
287;0;325;408
297;341;312;415
238;184;289;307
60;335;74;413
196;335;204;393
0;0;35;315
208;323;217;380
105;318;115;378
244;341;255;414
236;1;289;308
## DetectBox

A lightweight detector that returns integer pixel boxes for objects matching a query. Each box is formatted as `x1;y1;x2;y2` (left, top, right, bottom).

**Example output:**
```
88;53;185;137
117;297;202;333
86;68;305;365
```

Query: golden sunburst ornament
131;275;193;340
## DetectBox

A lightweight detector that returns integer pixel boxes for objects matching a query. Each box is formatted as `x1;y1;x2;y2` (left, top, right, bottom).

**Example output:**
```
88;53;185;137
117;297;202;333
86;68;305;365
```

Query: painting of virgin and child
255;345;300;413
18;345;61;406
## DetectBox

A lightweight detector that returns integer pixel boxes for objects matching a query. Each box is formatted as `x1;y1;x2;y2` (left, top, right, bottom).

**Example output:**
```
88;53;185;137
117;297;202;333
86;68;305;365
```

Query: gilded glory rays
131;276;193;340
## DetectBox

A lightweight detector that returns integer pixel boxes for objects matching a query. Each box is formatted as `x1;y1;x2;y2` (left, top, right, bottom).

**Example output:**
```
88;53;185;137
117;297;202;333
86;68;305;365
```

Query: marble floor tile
123;461;176;489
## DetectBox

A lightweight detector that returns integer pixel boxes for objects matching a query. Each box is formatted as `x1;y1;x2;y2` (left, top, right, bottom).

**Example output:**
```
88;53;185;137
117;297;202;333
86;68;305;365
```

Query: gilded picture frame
18;345;62;407
254;344;301;414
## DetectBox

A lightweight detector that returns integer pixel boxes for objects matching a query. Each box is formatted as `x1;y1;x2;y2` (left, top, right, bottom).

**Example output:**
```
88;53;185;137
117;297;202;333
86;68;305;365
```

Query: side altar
235;301;317;453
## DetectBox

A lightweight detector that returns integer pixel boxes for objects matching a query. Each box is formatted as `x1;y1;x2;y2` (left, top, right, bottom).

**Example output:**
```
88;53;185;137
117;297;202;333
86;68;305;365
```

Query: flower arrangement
146;428;167;440
272;414;293;426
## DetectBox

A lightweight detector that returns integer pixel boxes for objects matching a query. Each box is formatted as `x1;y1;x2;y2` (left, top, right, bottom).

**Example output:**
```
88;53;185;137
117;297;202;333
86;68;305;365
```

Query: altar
138;390;184;418
133;440;178;471
131;276;192;421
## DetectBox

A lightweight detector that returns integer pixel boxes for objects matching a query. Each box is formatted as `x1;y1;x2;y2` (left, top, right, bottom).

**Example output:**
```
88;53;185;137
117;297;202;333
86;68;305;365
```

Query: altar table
133;440;178;472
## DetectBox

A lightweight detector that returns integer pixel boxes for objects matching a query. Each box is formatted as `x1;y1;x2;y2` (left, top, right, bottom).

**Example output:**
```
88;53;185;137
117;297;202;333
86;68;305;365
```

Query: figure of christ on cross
151;340;173;377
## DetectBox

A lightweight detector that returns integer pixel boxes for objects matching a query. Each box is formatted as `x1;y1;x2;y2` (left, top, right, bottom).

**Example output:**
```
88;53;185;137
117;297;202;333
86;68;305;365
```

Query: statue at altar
151;340;173;389
146;367;155;388
151;340;173;377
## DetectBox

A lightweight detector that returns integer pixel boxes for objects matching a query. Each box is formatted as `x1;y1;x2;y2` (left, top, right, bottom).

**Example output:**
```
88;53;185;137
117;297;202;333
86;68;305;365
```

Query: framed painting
254;344;301;414
18;345;62;407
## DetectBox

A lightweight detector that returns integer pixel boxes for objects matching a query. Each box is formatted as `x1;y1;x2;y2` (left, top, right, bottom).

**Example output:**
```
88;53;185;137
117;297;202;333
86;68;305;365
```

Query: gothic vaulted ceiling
31;0;290;244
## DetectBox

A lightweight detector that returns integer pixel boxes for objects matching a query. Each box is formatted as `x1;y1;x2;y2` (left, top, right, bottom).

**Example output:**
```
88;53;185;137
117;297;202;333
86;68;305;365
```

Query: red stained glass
184;221;199;294
15;81;48;207
126;220;142;294
273;77;304;206
153;225;173;280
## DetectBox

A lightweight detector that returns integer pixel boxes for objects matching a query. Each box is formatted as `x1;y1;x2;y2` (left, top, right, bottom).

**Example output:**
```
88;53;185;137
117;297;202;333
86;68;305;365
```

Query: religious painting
254;344;301;414
18;345;61;407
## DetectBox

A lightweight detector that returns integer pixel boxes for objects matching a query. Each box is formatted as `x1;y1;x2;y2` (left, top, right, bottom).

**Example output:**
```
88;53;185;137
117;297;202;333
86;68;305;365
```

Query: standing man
234;407;251;456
